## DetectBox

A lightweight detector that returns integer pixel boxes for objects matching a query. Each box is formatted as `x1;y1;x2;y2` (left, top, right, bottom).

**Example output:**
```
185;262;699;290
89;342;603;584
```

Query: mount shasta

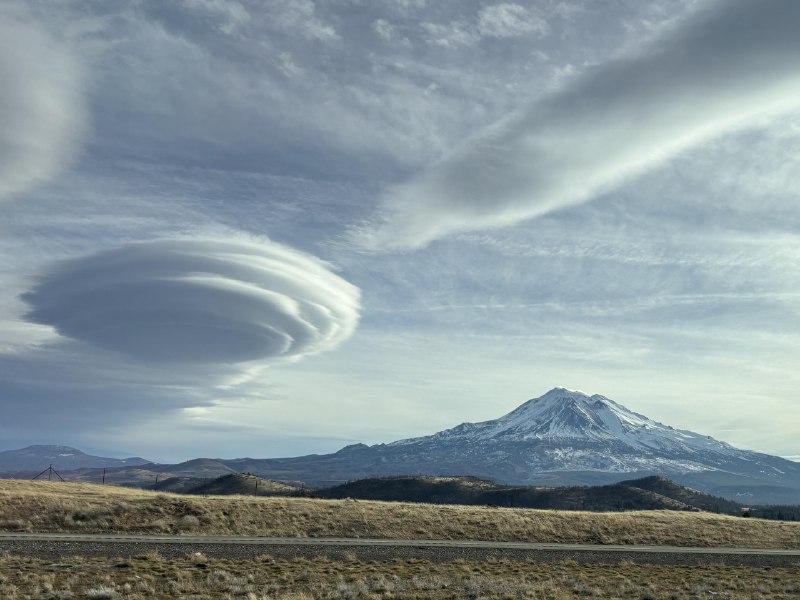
225;388;800;503
4;388;799;504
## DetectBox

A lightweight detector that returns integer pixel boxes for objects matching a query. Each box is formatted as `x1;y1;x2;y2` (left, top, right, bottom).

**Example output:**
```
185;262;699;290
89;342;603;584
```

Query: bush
176;514;201;530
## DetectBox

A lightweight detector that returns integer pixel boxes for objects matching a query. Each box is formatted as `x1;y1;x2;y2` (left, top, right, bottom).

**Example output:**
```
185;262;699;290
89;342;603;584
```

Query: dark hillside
186;473;300;496
619;475;741;514
311;475;700;512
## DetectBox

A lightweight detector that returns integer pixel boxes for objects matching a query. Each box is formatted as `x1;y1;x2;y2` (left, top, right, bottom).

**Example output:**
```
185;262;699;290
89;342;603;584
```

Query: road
2;533;800;566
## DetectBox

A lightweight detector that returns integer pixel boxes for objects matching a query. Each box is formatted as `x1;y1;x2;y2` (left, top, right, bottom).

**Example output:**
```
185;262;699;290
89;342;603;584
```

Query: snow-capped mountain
388;387;778;476
225;387;800;503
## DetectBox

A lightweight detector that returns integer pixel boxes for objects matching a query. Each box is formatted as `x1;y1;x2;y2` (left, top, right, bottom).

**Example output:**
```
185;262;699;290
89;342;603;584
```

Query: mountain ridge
0;445;149;472
2;388;798;504
220;387;800;503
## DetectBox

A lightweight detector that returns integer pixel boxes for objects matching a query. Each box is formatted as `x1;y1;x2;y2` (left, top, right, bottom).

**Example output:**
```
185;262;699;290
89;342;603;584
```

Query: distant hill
38;458;237;487
617;475;742;514
0;445;148;473
186;473;300;496
311;475;741;514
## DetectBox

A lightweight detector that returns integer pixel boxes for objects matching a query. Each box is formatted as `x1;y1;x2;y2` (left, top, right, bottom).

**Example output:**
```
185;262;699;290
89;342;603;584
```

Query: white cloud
420;20;478;48
22;237;360;364
421;3;547;48
477;4;547;39
180;0;250;34
277;52;304;77
373;18;411;48
363;0;800;249
373;18;395;41
0;14;86;202
272;0;338;42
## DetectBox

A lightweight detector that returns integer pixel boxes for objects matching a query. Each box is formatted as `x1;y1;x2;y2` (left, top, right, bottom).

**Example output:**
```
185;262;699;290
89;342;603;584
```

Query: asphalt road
2;533;800;566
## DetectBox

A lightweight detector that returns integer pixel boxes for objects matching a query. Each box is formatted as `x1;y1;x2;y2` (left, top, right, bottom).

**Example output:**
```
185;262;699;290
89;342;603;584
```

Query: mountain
220;388;800;504
0;445;149;473
6;389;799;504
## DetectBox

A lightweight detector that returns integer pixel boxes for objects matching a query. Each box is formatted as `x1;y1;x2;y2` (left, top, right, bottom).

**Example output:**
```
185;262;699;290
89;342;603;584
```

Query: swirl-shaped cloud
0;14;86;202
22;238;360;364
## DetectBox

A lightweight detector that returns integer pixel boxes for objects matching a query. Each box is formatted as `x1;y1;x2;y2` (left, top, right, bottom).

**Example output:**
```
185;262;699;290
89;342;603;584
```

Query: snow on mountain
402;387;737;456
382;387;797;481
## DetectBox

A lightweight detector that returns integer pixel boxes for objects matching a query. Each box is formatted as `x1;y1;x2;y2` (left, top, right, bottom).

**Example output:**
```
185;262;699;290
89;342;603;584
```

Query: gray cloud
0;342;213;435
22;238;360;364
364;0;800;248
0;13;86;202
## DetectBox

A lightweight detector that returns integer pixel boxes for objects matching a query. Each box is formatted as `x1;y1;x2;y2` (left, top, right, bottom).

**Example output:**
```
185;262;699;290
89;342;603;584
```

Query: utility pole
32;464;64;482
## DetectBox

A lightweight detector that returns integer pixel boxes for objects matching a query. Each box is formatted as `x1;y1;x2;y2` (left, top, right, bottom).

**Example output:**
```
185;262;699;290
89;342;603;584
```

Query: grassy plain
1;552;800;599
1;480;800;549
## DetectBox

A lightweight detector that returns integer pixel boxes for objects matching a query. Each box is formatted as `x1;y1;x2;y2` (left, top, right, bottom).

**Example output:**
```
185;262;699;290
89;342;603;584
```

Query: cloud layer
365;0;800;248
23;238;360;364
0;14;86;202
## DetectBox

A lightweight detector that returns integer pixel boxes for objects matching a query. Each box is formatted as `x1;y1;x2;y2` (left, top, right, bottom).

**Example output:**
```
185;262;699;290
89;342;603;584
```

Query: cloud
421;20;478;48
0;342;214;435
420;3;547;49
363;0;800;249
477;4;547;39
0;13;86;202
271;0;338;41
22;238;360;364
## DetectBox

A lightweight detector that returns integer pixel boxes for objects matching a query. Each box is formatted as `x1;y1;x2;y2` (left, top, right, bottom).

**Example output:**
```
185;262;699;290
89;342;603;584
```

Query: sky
2;0;800;463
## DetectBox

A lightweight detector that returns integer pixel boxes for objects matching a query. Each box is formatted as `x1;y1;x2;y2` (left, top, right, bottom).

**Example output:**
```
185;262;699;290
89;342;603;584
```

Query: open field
1;480;800;549
1;551;799;599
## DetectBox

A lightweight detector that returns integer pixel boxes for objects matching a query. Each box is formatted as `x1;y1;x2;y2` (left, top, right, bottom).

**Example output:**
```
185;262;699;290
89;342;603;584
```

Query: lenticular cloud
0;15;85;202
365;0;800;249
23;239;360;364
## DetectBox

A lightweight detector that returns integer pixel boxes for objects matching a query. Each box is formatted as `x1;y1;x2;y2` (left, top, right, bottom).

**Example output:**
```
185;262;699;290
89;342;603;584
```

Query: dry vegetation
0;551;798;599
1;480;800;549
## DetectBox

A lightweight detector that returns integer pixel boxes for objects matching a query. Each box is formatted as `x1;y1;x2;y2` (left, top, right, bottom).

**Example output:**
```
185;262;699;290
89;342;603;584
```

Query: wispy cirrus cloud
363;0;800;249
0;13;86;202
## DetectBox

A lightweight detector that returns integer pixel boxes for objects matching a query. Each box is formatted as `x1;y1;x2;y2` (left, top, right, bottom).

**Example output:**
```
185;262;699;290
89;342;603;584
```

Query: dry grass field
2;480;800;599
0;551;799;599
1;479;800;549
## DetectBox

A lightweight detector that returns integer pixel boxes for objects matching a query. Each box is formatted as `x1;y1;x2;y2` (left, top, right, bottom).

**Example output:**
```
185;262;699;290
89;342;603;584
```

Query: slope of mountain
0;445;149;473
220;388;800;503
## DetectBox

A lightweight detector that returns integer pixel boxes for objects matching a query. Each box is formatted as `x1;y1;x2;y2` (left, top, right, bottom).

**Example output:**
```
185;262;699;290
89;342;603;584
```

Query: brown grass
1;479;800;549
0;552;798;599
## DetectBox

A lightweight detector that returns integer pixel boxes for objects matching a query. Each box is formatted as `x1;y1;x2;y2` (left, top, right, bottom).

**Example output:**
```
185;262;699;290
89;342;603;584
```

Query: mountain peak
489;387;628;440
402;388;719;457
542;386;591;399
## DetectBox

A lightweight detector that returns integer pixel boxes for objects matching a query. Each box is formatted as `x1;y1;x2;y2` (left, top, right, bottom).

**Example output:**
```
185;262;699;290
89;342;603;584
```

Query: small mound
188;473;300;496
